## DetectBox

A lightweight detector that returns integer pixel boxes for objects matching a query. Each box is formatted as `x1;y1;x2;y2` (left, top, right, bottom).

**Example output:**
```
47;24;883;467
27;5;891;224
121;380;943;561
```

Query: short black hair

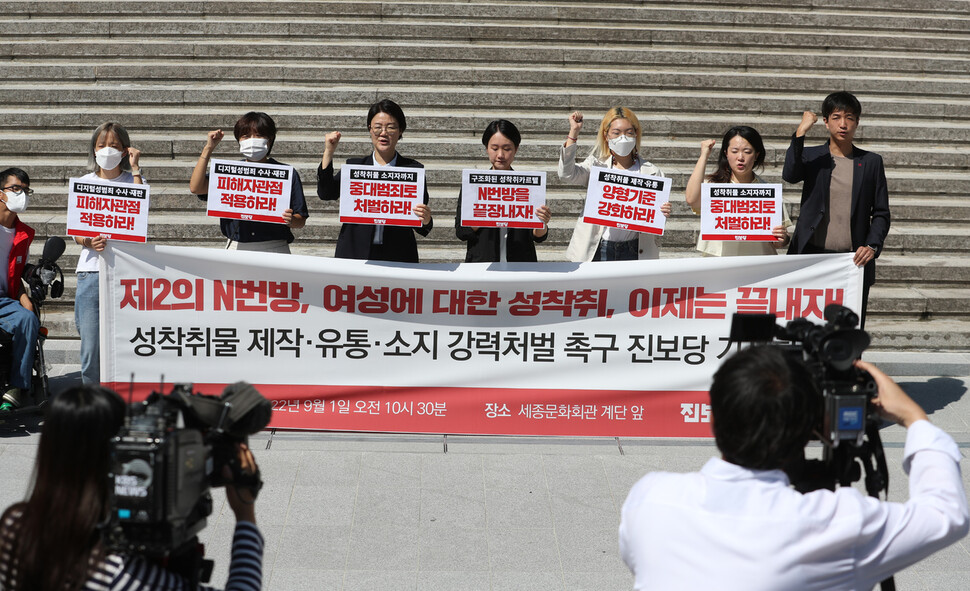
482;119;521;148
0;167;29;187
822;91;862;119
709;345;819;470
367;99;407;134
233;112;277;152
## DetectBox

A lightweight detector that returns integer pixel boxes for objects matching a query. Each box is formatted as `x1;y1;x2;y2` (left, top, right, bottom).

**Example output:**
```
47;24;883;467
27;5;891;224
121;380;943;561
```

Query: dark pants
593;238;638;262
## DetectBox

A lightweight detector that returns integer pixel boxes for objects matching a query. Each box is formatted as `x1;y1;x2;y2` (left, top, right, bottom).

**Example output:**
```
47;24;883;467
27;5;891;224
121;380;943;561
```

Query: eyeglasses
369;124;400;135
2;185;33;196
607;129;637;139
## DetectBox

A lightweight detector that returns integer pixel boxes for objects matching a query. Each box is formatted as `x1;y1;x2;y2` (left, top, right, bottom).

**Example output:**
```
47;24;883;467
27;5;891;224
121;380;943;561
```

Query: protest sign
460;169;546;229
67;178;150;242
700;183;783;241
339;164;426;227
582;167;671;235
206;158;292;224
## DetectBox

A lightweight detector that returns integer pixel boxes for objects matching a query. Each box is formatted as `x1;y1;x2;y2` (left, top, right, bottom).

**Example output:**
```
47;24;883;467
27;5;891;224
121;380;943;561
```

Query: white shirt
370;152;398;245
619;420;968;591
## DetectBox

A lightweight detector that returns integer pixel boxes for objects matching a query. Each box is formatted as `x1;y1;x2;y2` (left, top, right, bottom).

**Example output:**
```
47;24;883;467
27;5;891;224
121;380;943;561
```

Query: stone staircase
2;0;969;361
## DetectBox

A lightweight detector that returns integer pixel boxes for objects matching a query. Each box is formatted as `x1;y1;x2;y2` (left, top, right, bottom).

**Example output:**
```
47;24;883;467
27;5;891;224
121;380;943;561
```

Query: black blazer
454;189;547;262
782;134;890;286
317;154;433;263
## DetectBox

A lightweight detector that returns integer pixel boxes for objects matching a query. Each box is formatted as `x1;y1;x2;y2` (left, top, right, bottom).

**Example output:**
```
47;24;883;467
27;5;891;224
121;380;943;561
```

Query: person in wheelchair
0;167;38;412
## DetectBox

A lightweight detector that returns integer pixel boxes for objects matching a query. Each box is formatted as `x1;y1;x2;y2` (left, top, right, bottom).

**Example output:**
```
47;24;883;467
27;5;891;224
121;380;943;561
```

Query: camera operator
0;386;264;591
619;346;968;591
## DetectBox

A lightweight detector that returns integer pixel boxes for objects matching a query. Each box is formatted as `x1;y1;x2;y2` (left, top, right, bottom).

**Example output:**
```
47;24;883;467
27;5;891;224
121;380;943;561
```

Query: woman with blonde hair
559;107;671;262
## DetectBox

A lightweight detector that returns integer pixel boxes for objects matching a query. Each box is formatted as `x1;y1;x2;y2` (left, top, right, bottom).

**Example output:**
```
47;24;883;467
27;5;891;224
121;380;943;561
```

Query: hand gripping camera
105;382;271;584
728;304;887;497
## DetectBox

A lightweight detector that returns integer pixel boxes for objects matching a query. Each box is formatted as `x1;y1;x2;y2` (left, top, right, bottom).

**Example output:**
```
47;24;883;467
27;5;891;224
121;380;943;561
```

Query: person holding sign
684;126;791;256
455;120;552;262
783;92;890;327
71;122;143;386
188;111;308;253
559;107;671;262
317;99;433;263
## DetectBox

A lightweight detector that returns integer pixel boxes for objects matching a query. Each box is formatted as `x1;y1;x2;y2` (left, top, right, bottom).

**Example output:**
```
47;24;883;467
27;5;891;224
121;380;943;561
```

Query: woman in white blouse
558;107;671;262
684;126;790;256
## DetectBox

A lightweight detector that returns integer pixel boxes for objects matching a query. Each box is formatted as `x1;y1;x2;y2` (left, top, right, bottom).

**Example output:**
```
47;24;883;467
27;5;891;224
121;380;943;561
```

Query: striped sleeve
88;522;263;591
221;521;264;591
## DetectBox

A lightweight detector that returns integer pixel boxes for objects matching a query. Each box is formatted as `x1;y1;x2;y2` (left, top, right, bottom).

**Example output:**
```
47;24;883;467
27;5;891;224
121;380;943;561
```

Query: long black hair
708;126;765;184
0;386;125;591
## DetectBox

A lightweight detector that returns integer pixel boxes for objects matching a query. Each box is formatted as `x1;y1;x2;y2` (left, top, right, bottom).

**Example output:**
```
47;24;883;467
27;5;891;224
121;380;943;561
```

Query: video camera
729;304;888;497
105;382;271;584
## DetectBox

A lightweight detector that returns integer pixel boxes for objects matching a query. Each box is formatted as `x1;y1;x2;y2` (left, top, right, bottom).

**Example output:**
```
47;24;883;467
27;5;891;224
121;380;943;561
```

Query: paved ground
0;355;968;590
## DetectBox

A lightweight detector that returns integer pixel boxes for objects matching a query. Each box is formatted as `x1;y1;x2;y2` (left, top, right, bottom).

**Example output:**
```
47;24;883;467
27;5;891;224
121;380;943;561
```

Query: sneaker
1;387;22;410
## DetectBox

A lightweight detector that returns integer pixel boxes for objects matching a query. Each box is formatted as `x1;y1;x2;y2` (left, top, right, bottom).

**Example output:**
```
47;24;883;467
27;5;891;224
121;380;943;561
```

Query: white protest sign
67;178;150;243
581;167;671;235
460;169;546;229
700;183;783;241
339;164;426;227
206;158;292;224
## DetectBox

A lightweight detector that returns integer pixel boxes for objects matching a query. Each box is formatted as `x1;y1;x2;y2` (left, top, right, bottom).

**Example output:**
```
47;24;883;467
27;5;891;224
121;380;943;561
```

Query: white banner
206;158;292;224
701;183;783;241
339;164;426;227
67;178;150;242
460;169;546;229
100;245;862;436
581;166;671;235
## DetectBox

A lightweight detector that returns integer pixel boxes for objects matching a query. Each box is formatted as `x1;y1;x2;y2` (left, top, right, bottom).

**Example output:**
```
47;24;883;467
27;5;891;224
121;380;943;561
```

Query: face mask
239;138;269;161
3;190;28;214
608;135;636;158
95;147;125;171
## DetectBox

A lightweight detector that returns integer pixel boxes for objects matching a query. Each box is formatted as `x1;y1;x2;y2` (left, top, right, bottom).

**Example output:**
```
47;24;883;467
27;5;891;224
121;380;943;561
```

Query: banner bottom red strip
103;382;714;438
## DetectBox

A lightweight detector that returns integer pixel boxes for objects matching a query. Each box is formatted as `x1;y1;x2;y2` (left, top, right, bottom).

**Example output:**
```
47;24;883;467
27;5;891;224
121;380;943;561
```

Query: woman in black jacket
455;119;551;262
317;99;433;262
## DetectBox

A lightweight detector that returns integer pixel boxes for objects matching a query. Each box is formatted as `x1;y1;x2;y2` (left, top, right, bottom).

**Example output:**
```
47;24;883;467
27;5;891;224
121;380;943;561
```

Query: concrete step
5;16;970;52
866;319;970;351
4;108;970;142
4;45;970;77
5;133;970;172
6;60;970;96
7;0;970;20
1;85;969;124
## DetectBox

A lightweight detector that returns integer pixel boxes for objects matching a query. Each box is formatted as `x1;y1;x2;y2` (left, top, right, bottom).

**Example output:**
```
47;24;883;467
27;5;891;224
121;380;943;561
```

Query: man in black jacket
783;91;890;328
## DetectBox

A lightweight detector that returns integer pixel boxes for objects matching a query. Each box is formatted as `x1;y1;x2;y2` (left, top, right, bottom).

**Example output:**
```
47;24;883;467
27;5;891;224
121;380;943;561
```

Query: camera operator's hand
855;360;929;428
225;442;259;524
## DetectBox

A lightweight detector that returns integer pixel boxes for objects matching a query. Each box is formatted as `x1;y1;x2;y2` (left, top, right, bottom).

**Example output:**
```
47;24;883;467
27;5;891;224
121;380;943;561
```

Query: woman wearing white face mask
559;107;672;262
72;122;142;386
189;111;308;253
